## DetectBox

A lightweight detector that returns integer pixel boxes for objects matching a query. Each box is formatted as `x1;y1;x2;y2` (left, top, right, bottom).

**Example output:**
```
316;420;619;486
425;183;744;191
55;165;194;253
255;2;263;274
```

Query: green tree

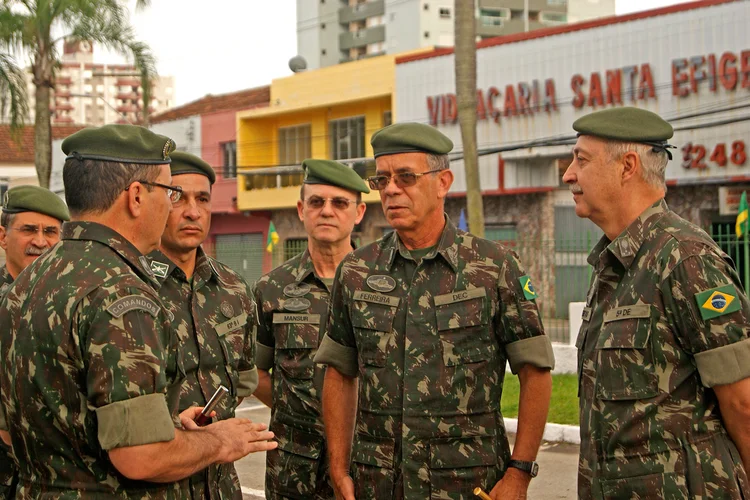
0;52;29;135
0;0;156;188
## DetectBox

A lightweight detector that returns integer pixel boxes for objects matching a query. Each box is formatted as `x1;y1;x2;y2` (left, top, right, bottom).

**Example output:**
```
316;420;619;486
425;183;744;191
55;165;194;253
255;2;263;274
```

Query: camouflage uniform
0;265;14;500
315;218;555;500
147;248;259;500
253;249;335;500
577;199;750;499
0;221;187;498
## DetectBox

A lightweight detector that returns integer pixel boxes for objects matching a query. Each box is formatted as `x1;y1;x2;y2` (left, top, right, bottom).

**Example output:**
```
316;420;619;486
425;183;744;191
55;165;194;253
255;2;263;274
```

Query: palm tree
455;0;484;237
0;52;29;136
0;1;156;188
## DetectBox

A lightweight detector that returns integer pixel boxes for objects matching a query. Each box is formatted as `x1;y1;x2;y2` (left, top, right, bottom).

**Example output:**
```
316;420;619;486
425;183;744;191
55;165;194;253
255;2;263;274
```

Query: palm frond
0;52;29;136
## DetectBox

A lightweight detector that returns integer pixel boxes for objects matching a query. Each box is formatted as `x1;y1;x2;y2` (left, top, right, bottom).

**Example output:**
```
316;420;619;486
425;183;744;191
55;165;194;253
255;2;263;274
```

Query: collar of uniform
147;249;179;281
386;215;459;272
603;198;669;270
194;247;217;284
62;221;160;288
0;265;11;287
292;249;317;284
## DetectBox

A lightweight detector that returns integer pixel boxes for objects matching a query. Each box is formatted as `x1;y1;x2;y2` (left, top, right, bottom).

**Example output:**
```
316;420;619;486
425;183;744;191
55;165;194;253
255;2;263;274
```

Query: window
329;116;365;160
439;7;450;18
485;225;518;247
480;8;510;26
278;124;312;165
540;11;567;24
423;3;429;10
321;23;326;29
367;41;385;54
383;110;392;127
222;141;237;178
548;0;567;5
424;31;430;38
366;15;384;27
284;238;308;261
322;49;327;56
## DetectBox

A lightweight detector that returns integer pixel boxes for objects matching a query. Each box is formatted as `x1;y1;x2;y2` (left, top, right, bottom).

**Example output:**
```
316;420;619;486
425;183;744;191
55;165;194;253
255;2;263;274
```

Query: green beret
170;151;216;184
61;124;175;165
573;107;673;143
302;159;370;194
371;123;453;158
3;185;70;222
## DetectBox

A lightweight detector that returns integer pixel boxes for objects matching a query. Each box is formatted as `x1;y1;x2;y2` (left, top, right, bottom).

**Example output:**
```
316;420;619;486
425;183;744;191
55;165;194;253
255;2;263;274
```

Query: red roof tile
150;86;271;124
0;125;87;164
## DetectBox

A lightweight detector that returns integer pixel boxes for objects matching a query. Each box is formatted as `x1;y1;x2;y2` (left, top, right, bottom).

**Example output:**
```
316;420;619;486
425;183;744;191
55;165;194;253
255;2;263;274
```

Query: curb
504;418;580;444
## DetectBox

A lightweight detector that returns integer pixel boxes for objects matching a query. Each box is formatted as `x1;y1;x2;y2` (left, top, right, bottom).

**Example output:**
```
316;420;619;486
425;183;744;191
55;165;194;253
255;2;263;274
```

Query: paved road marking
236;404;267;413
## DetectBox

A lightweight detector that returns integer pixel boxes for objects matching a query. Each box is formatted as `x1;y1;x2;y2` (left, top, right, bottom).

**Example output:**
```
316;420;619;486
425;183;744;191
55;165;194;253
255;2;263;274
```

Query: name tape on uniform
434;287;487;306
353;290;400;307
107;295;160;318
272;313;321;325
215;313;248;336
603;304;650;324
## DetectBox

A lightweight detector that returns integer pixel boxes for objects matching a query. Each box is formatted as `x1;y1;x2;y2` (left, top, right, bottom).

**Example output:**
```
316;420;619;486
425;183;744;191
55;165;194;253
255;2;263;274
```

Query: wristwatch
507;459;539;478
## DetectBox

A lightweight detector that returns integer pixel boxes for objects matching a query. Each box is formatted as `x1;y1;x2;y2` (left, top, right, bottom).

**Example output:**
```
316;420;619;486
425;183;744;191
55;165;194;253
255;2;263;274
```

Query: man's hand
179;406;214;430
489;468;531;500
206;418;277;463
332;472;356;500
0;430;9;447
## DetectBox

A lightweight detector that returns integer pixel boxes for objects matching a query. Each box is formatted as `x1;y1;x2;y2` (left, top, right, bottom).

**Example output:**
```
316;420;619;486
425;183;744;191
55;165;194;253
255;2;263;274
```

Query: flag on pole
266;222;279;253
458;208;468;232
736;191;748;238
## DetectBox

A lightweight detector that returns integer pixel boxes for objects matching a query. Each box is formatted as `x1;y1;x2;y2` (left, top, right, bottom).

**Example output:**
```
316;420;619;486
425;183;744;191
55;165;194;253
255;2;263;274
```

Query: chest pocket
273;313;321;380
595;304;658;401
434;288;491;366
351;291;398;368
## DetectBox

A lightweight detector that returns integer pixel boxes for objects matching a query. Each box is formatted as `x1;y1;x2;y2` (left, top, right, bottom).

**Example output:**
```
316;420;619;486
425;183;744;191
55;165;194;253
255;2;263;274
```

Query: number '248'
682;141;747;169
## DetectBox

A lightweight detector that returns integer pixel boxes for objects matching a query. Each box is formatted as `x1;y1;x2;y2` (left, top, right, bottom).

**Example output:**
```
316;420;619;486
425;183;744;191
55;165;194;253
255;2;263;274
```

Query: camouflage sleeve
497;250;555;374
252;282;274;371
661;253;750;387
237;282;259;397
313;259;358;377
79;287;175;450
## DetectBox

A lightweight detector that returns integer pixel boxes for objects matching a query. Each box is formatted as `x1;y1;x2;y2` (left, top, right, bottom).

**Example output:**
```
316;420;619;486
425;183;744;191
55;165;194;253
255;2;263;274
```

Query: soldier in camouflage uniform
314;123;555;500
563;107;750;499
0;125;275;498
0;185;70;499
147;151;260;500
253;159;369;499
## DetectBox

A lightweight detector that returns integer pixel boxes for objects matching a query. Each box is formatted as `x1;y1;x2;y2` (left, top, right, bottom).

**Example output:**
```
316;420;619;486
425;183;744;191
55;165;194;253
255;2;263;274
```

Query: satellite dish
289;56;307;73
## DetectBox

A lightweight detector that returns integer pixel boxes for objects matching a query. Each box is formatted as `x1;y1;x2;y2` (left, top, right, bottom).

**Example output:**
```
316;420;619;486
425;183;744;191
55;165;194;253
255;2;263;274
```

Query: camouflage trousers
0;442;16;500
186;463;242;500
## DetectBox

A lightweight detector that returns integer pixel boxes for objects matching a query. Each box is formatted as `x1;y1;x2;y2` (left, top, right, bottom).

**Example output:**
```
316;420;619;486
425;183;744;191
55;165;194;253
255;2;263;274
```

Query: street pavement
234;399;579;499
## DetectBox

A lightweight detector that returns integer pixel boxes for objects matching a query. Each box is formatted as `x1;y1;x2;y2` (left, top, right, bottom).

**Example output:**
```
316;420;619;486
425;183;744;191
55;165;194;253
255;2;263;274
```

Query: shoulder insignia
366;275;396;293
695;284;741;320
107;295;160;318
150;260;169;279
519;275;537;300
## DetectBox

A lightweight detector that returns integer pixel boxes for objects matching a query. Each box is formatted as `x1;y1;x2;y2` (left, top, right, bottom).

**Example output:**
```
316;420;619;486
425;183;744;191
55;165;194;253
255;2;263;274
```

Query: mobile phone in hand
195;385;229;427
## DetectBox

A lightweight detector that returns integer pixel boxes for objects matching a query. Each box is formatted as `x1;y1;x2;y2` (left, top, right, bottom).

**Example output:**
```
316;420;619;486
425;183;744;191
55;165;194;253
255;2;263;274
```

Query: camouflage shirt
253;249;334;500
577;199;750;499
148;248;259;500
0;221;186;499
315;217;555;500
0;265;14;499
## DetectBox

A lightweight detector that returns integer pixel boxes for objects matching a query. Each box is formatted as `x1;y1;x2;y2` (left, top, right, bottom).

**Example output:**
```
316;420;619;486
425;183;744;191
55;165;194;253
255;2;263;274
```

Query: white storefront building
393;0;750;341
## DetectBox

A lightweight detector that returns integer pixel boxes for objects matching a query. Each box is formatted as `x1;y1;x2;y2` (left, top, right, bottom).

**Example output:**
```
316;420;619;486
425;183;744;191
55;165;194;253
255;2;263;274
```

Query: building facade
297;0;615;69
394;0;750;341
13;40;175;126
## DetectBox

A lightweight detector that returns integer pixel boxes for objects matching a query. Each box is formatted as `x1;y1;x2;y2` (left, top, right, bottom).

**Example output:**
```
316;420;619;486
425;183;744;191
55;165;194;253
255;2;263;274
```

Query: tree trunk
455;0;484;237
34;81;52;188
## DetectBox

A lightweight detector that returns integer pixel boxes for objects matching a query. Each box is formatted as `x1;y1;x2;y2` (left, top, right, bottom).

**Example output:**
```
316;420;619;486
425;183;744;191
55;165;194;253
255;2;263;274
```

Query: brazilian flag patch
694;284;741;320
519;275;537;300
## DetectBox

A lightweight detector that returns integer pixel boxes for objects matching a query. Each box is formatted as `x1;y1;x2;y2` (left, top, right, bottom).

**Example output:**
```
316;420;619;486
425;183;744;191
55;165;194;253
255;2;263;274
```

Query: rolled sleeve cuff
255;342;274;371
237;367;259;397
506;335;555;374
314;334;358;378
695;337;750;387
95;393;175;451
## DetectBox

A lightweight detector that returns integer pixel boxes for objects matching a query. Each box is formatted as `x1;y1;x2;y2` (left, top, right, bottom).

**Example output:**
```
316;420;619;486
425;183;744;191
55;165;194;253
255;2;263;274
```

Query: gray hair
426;153;450;171
0;212;14;228
607;141;668;191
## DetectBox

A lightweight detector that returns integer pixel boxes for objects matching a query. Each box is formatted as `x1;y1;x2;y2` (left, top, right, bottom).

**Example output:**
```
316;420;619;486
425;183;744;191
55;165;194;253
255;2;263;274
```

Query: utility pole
455;0;485;237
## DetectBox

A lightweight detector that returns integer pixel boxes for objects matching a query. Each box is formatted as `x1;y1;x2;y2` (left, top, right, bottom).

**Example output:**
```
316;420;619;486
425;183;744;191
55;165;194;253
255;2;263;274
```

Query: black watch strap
507;459;539;478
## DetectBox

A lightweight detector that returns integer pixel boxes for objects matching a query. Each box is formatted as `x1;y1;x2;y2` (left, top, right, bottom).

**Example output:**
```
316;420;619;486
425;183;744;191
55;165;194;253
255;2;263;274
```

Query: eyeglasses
304;196;358;211
10;225;60;238
125;180;183;203
367;169;444;191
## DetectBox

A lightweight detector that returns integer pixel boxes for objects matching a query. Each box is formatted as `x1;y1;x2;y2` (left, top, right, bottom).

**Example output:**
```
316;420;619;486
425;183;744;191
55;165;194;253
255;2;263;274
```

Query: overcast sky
93;0;696;107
